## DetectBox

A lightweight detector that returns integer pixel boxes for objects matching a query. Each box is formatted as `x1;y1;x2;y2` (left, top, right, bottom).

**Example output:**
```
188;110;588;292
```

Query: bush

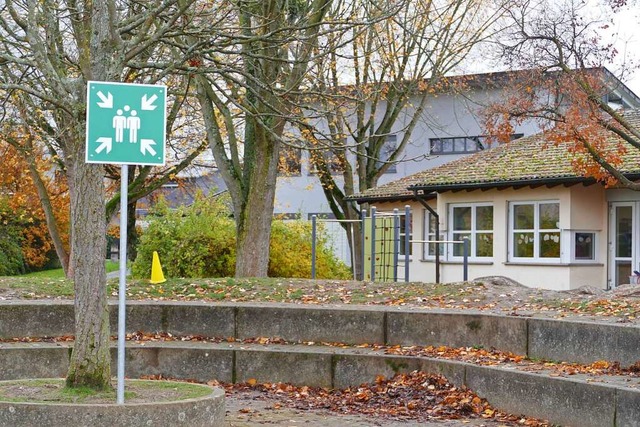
0;199;25;275
269;219;351;279
132;195;350;279
132;195;236;279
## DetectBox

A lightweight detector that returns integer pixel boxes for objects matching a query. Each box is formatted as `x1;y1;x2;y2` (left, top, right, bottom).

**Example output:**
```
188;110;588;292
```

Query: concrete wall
3;301;640;427
2;302;639;366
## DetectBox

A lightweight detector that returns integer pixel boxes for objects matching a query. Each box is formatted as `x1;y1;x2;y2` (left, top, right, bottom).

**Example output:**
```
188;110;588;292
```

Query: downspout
413;189;440;284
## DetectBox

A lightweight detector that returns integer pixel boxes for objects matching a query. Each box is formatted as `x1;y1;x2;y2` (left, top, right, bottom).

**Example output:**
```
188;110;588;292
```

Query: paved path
106;268;130;280
225;391;515;427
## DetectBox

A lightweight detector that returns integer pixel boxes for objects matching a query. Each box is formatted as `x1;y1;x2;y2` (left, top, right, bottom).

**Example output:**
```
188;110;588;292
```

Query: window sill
420;259;494;265
504;262;604;267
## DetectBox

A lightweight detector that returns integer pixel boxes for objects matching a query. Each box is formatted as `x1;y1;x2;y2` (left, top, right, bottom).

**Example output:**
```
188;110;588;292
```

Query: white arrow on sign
140;138;157;156
141;94;158;111
95;137;113;154
96;91;113;109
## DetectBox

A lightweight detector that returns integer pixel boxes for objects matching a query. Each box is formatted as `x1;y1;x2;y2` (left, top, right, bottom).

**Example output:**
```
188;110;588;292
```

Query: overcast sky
609;7;639;94
592;0;639;94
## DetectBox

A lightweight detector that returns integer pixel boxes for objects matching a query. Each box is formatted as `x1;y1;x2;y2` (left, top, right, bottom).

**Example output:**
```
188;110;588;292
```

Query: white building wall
403;186;609;291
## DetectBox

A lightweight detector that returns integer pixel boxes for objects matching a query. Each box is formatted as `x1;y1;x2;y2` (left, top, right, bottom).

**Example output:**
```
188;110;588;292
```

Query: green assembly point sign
85;81;167;166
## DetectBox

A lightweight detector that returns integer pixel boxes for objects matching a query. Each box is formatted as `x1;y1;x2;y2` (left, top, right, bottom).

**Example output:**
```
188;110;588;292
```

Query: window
376;135;397;173
278;146;302;176
574;232;595;261
430;134;524;155
449;204;493;258
399;213;412;256
510;201;560;260
423;210;444;259
309;144;344;175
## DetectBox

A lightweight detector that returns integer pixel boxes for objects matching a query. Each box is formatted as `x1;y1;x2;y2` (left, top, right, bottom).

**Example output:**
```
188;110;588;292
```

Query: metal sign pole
84;81;166;405
117;165;128;404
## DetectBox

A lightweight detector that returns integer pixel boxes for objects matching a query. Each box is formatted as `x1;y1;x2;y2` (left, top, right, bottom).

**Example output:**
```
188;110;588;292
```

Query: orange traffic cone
150;251;166;284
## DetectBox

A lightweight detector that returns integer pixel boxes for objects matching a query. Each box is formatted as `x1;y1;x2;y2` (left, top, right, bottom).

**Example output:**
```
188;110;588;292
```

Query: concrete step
0;340;639;427
1;301;639;366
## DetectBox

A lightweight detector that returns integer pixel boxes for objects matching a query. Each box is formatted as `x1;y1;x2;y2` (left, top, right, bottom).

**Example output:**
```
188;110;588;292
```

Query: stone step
1;301;639;366
0;340;639;427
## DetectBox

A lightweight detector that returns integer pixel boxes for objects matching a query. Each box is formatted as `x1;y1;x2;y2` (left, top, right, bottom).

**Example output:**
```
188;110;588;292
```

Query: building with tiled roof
353;110;640;200
350;110;640;291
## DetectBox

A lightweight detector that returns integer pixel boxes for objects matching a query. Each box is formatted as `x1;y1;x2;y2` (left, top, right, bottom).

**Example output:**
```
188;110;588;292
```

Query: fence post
404;205;410;282
370;206;376;282
349;222;357;280
360;209;366;281
393;208;399;282
311;215;317;279
463;237;469;281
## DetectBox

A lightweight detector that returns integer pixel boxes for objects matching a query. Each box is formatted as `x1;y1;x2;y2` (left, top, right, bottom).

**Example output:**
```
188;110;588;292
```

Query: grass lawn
1;273;640;322
20;261;120;278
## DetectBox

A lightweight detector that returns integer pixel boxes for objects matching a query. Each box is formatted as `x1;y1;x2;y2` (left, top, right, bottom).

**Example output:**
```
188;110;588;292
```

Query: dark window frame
430;134;524;155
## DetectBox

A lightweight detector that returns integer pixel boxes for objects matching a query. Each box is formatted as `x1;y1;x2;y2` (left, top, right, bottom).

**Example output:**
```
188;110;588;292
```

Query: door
609;203;634;288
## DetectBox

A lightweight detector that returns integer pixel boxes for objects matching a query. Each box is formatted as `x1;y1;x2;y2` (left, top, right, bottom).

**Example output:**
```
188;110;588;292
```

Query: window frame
447;203;494;260
376;135;398;174
508;200;561;262
398;213;412;256
422;210;444;260
430;134;524;155
571;231;597;263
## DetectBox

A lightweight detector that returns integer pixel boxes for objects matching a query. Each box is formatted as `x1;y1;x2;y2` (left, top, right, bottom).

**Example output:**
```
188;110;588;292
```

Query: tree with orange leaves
0;126;70;273
483;0;640;188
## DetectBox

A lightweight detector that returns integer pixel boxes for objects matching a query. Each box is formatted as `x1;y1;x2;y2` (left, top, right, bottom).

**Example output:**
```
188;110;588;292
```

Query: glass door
610;203;634;288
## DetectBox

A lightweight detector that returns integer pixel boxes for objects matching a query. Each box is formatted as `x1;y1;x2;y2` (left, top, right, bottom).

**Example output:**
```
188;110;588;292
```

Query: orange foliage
0;143;70;269
484;68;630;187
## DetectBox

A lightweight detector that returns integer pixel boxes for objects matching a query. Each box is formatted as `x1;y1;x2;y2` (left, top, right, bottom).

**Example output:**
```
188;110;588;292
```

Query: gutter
408;176;596;193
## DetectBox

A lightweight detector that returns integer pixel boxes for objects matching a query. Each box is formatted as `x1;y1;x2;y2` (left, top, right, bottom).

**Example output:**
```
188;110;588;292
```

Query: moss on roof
352;110;640;201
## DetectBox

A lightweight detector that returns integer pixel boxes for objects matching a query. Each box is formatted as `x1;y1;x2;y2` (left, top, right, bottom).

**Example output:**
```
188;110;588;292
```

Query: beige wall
370;184;608;290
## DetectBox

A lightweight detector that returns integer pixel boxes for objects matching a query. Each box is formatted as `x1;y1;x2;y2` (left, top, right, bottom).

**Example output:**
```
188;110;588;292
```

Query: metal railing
311;209;471;283
409;238;470;282
310;216;360;279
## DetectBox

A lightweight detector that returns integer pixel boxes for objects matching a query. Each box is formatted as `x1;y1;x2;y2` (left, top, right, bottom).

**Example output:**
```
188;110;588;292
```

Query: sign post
85;81;167;404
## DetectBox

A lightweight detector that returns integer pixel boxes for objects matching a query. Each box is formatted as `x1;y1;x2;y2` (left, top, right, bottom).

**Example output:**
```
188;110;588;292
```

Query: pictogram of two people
113;105;141;143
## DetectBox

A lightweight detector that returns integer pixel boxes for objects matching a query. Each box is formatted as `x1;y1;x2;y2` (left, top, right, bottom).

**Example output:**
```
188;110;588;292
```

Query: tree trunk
25;158;70;276
127;199;138;262
126;166;138;262
234;129;279;277
66;155;111;390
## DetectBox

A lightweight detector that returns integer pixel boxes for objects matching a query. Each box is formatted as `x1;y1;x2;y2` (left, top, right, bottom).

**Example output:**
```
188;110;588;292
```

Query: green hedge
132;195;351;279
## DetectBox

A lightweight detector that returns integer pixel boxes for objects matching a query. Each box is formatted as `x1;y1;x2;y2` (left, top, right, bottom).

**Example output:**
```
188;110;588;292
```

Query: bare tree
296;0;510;275
189;0;366;277
0;0;201;389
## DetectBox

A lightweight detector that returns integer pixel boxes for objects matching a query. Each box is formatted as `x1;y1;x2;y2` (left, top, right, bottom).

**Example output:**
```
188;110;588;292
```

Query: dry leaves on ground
221;371;549;426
